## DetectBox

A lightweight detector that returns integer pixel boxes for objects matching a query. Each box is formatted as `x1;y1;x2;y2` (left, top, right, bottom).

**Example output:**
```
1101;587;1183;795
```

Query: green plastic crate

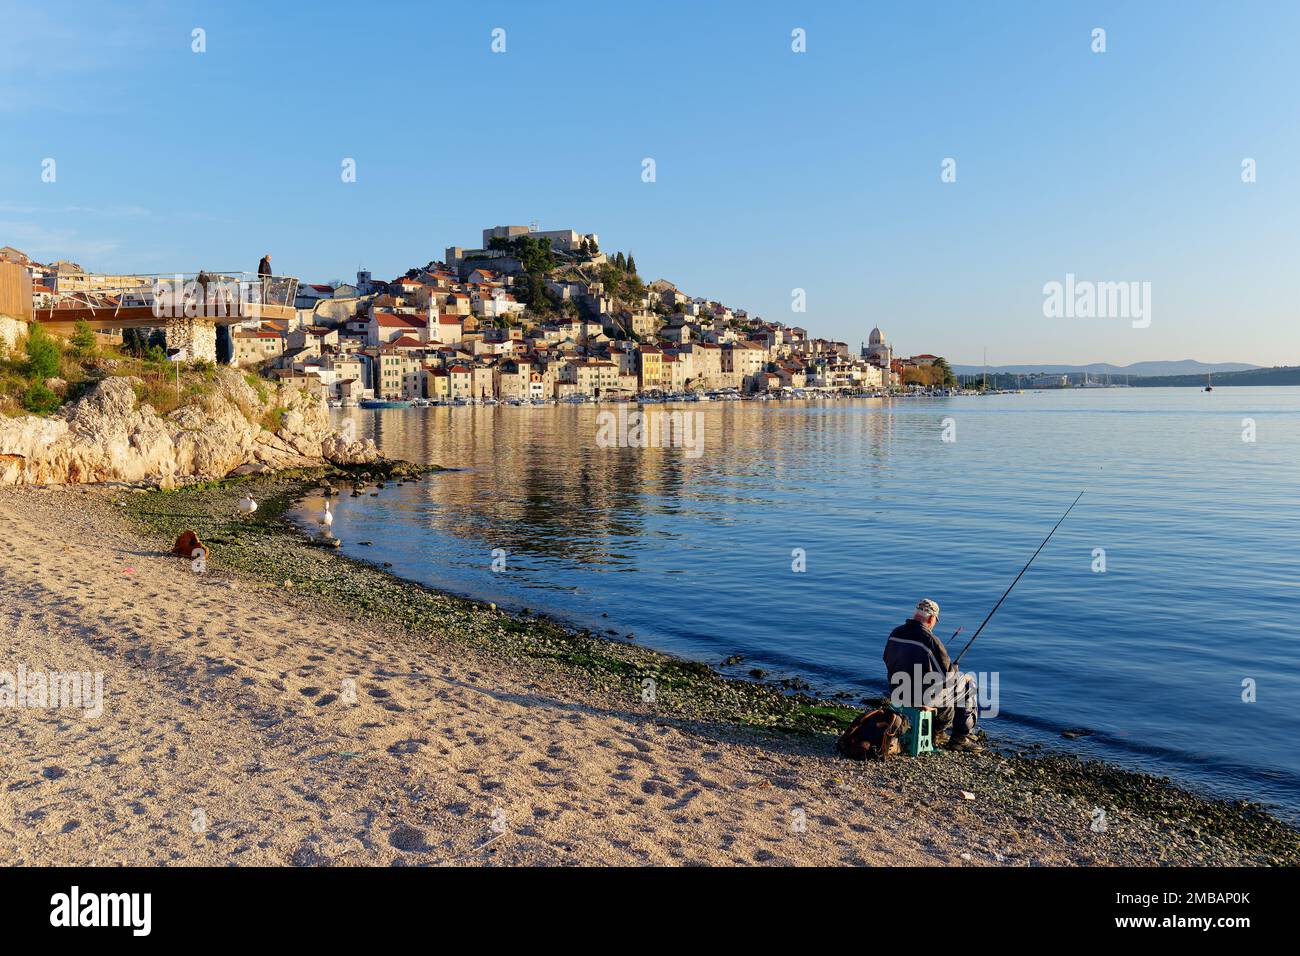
898;706;934;756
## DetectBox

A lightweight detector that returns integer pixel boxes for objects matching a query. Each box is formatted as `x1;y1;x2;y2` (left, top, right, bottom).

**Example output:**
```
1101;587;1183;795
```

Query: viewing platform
32;272;299;331
1;266;300;363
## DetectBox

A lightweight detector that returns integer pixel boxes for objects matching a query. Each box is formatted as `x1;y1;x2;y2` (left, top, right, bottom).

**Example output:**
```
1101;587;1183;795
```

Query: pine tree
70;319;97;358
626;254;637;276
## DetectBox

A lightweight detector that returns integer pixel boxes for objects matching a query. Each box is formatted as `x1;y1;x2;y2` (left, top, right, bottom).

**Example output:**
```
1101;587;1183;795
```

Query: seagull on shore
320;500;333;530
238;494;257;516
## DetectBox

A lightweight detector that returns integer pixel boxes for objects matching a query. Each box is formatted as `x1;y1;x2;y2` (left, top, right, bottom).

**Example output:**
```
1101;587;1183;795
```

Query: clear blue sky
2;1;1296;366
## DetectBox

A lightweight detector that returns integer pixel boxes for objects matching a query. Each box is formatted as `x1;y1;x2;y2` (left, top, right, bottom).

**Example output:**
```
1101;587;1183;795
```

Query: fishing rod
952;490;1085;668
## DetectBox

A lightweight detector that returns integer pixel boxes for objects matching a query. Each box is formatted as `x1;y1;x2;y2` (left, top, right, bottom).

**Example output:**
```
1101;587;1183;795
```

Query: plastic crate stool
898;706;934;756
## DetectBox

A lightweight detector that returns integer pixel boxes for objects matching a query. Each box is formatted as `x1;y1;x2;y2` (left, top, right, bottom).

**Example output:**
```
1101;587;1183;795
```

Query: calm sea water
307;389;1300;817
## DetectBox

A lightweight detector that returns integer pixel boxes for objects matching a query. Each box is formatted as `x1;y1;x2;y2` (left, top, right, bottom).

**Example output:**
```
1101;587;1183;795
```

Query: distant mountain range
1130;366;1300;387
950;360;1260;377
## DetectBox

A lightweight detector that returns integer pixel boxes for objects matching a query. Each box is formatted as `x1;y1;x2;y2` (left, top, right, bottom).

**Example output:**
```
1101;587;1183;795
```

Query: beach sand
0;485;1288;866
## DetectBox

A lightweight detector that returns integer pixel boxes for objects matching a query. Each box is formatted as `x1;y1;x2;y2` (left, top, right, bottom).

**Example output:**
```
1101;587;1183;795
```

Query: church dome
869;326;885;346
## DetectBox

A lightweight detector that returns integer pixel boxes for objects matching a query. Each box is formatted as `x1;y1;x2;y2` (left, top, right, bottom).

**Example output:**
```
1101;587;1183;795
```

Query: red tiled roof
375;314;425;328
233;330;283;339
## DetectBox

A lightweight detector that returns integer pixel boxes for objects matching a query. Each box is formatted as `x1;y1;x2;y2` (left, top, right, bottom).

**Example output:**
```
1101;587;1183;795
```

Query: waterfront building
862;325;894;387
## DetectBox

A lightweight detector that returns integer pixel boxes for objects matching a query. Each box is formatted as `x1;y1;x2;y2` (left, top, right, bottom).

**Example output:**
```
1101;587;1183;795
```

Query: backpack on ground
836;706;910;760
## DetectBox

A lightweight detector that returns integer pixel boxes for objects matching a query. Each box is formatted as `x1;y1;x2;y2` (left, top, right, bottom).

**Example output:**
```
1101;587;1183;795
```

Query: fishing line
952;490;1086;668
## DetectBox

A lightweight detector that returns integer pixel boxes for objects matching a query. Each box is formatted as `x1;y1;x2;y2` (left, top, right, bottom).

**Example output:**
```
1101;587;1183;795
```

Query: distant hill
1131;366;1300;387
951;360;1260;376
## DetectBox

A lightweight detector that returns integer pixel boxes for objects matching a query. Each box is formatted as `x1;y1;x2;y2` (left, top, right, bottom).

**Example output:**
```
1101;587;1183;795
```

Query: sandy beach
1;480;1294;867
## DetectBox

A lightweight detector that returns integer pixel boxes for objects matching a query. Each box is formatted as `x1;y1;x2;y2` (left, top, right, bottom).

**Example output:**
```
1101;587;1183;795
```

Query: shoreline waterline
316;389;1300;818
100;471;1300;861
293;478;1300;826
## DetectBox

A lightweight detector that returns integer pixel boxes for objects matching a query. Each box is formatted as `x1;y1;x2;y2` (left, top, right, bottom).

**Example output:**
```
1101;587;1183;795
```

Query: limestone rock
321;433;380;466
0;367;379;487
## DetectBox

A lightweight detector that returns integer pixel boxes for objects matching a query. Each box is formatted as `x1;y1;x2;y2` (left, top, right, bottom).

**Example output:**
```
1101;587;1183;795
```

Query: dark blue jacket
883;618;953;705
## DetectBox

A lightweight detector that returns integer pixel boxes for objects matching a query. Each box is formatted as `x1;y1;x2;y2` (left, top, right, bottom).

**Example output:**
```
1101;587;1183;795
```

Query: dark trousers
933;671;978;740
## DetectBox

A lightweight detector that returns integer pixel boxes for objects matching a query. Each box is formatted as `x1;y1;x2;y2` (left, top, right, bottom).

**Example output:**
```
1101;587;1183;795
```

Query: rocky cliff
0;368;378;487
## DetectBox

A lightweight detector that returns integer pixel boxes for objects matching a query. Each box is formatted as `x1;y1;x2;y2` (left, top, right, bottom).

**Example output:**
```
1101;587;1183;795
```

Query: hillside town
0;230;955;405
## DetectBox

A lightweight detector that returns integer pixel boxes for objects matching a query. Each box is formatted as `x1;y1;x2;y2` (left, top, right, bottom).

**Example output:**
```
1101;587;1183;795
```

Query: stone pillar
164;317;217;363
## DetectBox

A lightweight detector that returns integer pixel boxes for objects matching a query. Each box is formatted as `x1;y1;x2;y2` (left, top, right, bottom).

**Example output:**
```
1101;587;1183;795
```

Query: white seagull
320;500;334;530
238;494;257;516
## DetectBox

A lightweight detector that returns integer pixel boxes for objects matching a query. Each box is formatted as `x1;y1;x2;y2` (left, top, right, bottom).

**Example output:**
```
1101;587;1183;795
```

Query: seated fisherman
883;598;979;751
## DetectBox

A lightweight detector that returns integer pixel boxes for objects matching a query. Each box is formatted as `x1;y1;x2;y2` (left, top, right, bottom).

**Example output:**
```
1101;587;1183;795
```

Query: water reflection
351;400;900;567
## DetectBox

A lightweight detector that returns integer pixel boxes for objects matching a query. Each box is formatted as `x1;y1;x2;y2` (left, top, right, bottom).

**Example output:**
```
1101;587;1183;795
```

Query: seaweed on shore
123;471;866;736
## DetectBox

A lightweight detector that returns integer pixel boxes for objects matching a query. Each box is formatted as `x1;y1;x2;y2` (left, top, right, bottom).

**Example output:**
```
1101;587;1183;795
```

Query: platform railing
41;272;299;321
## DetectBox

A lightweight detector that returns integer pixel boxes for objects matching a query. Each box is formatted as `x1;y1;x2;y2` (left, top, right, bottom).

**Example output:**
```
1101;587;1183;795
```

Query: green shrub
69;320;97;358
22;381;60;414
25;323;61;381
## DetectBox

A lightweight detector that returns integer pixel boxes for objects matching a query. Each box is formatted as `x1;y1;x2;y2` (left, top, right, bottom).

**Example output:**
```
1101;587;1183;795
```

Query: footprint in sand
388;825;430;853
290;845;327;866
387;739;427;756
